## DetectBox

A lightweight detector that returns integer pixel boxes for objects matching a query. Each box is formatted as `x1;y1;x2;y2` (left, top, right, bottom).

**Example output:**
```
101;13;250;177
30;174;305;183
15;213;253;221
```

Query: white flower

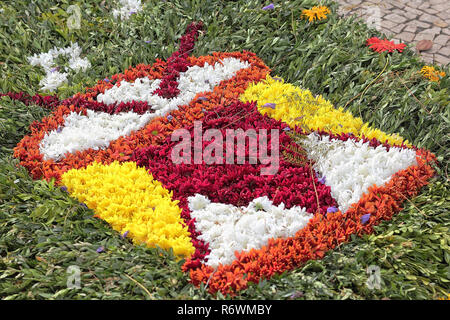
189;195;312;268
112;0;143;20
188;194;210;211
27;42;90;91
301;133;417;212
39;110;153;161
38;71;68;92
40;57;250;161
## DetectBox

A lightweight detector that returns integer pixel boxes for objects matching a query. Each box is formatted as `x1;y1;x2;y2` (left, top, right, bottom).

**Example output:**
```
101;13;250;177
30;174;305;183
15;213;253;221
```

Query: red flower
366;37;406;53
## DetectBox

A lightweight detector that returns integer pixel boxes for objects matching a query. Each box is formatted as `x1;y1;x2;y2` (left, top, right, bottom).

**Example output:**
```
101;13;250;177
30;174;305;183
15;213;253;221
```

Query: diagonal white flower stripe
39;57;250;161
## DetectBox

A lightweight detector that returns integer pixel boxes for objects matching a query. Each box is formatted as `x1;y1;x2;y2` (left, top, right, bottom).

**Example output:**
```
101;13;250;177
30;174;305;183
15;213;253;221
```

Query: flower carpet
0;0;448;300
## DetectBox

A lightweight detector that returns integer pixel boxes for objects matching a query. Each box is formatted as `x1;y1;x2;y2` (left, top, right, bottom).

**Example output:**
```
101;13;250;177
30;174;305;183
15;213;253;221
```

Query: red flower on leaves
366;37;406;53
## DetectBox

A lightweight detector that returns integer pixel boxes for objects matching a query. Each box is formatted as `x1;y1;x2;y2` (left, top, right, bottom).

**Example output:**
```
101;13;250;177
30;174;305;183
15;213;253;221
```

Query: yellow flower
301;5;330;22
61;161;195;258
420;66;446;82
240;75;410;147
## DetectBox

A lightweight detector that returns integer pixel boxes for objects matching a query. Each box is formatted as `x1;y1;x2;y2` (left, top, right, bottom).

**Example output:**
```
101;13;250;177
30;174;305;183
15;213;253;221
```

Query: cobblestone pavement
335;0;450;66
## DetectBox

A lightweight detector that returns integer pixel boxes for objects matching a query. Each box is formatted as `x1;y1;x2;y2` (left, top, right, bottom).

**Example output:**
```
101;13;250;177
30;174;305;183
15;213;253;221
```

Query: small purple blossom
121;230;129;239
262;103;276;109
129;11;137;15
50;67;59;73
145;40;152;44
262;3;275;10
283;127;291;131
318;176;326;184
104;78;110;82
327;206;339;213
167;115;173;121
56;126;63;133
96;246;105;253
80;203;88;209
60;186;68;192
361;214;371;225
198;96;208;101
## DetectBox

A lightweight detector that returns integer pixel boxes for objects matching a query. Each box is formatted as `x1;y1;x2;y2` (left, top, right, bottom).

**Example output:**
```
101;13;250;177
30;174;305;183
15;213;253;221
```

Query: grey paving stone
434;54;450;65
404;25;418;33
414;33;436;42
397;31;416;42
434;34;450;46
334;0;450;65
385;13;408;24
420;52;435;64
419;12;438;23
438;46;450;57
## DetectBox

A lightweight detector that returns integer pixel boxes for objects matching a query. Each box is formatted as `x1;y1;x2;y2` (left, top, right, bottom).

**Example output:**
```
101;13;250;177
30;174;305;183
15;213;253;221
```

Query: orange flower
301;6;331;22
420;66;446;82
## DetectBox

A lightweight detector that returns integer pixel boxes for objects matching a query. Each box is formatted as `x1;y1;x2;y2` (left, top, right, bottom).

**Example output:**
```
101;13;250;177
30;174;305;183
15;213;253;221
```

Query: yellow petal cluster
240;75;410;146
301;6;331;22
61;161;195;257
420;66;446;82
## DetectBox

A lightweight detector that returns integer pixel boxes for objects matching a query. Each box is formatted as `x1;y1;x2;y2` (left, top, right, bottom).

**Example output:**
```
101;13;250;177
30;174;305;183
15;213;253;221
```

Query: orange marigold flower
301;6;331;22
420;66;446;82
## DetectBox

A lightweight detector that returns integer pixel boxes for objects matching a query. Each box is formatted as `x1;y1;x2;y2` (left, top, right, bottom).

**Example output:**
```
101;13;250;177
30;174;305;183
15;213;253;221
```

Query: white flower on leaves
38;71;68;92
39;110;153;161
301;133;417;212
189;194;312;268
27;42;91;92
112;0;143;20
39;57;250;161
96;58;250;111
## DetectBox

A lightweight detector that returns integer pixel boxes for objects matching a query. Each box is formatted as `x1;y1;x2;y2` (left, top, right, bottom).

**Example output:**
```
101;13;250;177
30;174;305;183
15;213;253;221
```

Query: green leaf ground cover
0;0;448;299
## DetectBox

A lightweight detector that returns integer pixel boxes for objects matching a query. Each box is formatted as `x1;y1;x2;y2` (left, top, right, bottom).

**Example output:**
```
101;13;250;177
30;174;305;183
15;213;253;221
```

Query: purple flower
318;176;326;184
50;67;59;73
104;78;110;82
60;186;68;192
262;103;276;109
145;40;152;44
121;231;129;239
80;203;88;209
129;11;137;15
96;246;105;253
262;3;275;10
361;214;371;225
167;115;173;121
327;206;338;213
283;127;291;131
198;96;208;101
273;76;282;82
56;126;63;133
